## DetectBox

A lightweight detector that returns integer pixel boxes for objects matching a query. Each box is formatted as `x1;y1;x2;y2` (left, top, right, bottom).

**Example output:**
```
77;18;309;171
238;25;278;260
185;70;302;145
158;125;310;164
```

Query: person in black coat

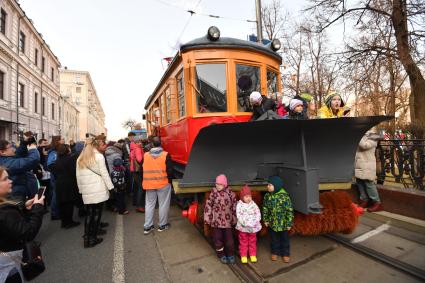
51;144;80;229
249;91;278;121
0;166;45;282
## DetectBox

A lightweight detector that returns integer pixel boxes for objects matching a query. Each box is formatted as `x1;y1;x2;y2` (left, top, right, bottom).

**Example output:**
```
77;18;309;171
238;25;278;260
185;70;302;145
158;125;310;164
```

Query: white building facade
0;0;61;142
60;69;106;141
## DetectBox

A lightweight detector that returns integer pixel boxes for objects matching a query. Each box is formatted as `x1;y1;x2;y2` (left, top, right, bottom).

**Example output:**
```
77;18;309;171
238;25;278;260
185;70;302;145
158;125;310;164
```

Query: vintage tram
143;27;390;235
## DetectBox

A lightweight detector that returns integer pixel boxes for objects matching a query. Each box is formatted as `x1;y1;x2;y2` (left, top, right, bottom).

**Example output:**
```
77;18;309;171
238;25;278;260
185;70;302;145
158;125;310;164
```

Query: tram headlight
207;26;220;41
271;38;281;51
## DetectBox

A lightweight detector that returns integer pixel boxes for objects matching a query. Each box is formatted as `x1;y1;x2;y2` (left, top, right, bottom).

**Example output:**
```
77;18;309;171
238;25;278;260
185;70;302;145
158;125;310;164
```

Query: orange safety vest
142;151;169;190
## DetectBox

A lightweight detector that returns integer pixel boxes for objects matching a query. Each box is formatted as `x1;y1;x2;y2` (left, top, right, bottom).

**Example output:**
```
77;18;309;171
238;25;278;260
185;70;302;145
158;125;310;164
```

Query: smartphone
37;186;46;198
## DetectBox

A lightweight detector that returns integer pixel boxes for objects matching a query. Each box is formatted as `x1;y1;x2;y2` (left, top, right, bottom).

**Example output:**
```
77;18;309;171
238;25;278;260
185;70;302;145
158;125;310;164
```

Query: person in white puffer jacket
236;185;261;264
76;135;114;248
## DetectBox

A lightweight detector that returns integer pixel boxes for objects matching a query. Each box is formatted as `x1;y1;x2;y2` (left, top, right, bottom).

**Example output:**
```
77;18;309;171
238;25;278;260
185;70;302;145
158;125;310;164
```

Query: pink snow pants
238;231;257;257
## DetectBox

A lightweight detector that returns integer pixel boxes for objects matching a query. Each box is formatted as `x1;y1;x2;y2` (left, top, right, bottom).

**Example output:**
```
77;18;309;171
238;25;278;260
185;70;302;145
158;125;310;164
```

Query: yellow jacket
317;105;345;118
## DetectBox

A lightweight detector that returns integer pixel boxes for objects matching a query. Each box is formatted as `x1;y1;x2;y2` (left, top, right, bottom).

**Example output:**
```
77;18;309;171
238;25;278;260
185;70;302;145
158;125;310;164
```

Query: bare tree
122;118;136;131
306;0;425;135
262;0;286;40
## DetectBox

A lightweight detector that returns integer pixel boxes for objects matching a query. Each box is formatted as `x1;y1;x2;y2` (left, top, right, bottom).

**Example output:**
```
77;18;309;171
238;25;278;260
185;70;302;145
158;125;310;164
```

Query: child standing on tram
262;175;294;263
204;174;237;264
236;185;261;264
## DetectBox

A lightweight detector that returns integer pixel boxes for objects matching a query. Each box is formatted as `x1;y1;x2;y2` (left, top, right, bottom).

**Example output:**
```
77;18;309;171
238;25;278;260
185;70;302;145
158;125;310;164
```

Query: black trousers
84;202;103;239
59;201;74;227
270;229;290;256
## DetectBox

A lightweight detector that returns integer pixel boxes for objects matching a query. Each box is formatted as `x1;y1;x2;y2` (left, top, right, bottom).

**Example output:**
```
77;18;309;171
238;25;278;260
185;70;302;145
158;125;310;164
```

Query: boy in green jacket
262;175;294;263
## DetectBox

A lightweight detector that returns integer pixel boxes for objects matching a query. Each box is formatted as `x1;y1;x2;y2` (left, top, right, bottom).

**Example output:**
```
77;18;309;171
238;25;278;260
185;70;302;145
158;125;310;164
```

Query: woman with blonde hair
76;136;114;248
0;166;45;282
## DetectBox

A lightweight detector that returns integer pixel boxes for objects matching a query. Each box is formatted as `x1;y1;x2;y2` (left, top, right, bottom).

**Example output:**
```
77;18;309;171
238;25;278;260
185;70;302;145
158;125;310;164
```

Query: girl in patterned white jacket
236;185;262;263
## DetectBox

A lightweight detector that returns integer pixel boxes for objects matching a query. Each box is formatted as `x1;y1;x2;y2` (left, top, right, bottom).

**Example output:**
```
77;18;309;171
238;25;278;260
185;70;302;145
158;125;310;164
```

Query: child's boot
271;254;278;261
250;256;257;263
241;256;248;264
227;256;235;264
219;256;228;264
283;256;290;263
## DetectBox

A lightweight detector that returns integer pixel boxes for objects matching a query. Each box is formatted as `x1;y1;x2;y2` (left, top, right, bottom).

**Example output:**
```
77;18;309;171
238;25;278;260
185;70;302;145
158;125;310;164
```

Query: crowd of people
0;131;174;282
0;89;385;281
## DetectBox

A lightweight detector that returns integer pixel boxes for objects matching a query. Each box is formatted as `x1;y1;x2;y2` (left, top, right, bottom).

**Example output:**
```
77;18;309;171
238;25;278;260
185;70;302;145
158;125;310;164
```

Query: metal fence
376;139;425;190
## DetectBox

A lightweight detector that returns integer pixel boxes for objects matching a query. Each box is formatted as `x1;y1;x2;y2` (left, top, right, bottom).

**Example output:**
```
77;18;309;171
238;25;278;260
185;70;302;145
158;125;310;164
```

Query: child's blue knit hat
268;175;283;193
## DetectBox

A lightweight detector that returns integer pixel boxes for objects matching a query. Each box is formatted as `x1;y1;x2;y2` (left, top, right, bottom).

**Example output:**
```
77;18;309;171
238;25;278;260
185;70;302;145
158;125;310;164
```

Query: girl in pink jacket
236;185;261;263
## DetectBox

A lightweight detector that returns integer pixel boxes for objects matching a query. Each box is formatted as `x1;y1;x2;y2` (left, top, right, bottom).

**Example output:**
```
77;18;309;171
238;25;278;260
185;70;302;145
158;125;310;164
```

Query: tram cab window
236;64;261;112
195;64;227;113
165;87;172;123
177;72;185;117
267;70;278;98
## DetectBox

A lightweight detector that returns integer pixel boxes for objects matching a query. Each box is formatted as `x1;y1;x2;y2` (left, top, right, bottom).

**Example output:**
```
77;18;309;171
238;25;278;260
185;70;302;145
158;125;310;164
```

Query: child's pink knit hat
215;174;228;187
240;184;251;199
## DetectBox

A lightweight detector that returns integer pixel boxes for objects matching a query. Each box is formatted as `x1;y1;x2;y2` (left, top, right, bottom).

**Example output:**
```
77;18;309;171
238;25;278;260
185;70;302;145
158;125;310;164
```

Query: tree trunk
392;0;425;137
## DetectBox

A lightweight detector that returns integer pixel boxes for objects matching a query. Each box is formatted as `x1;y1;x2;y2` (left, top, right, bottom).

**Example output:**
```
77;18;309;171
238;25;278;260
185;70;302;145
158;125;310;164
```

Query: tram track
325;233;425;282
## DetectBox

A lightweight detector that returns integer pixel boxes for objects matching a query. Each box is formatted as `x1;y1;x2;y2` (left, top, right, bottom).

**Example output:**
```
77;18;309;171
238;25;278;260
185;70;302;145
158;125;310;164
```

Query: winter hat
299;92;313;102
249;91;262;104
240;184;251;199
215;174;228;187
289;99;304;111
113;158;123;167
324;92;345;107
268;175;283;193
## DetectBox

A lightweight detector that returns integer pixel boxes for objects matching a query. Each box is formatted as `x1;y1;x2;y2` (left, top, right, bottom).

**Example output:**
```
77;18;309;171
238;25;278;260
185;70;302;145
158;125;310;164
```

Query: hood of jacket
149;147;163;158
105;145;123;157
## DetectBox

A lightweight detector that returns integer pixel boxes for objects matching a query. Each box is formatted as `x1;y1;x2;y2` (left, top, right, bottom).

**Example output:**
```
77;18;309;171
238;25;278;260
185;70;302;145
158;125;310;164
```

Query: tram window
177;72;185;117
267;70;278;97
236;64;261;112
195;64;227;113
165;87;172;123
161;95;166;125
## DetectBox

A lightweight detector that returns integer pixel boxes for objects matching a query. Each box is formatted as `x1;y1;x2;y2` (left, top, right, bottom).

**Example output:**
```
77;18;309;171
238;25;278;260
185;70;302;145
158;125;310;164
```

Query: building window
34;48;38;66
41;57;45;73
76;87;81;93
42;97;46;116
51;103;55;120
19;31;25;53
18;83;25;107
0;9;6;35
0;71;4;100
34;92;39;113
50;67;54;81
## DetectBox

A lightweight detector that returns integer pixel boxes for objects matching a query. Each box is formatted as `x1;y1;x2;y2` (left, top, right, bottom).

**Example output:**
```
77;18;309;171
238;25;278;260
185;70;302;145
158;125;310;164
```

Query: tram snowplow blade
179;116;392;214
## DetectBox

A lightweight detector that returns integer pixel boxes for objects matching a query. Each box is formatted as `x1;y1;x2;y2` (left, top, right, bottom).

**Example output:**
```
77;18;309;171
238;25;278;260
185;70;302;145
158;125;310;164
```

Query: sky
19;0;308;140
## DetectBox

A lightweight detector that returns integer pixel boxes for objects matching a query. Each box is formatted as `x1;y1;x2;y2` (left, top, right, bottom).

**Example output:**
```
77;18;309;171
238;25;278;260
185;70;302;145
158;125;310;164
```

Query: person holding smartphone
0;166;45;282
317;92;350;118
0;140;40;201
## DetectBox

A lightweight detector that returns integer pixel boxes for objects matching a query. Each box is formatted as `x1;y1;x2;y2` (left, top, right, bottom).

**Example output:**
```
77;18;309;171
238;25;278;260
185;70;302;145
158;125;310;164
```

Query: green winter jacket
262;189;294;232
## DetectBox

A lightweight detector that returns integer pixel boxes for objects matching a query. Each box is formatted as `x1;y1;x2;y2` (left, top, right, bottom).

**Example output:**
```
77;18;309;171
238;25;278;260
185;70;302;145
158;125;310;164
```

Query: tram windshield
236;64;261;112
195;64;227;113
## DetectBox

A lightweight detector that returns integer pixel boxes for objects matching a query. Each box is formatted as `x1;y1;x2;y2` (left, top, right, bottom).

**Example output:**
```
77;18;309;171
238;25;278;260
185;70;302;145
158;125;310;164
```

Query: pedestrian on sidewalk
142;137;173;234
130;136;145;213
110;157;128;215
76;136;114;248
355;131;383;212
51;144;80;229
204;174;237;264
236;185;261;264
262;175;294;263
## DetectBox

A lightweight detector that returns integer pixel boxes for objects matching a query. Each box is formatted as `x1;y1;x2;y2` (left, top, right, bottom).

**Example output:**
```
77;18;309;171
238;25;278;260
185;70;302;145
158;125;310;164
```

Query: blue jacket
0;148;40;198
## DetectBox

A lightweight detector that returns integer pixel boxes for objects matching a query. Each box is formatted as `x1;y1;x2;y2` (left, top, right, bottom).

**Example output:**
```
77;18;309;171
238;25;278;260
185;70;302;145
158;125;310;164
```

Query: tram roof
144;36;282;109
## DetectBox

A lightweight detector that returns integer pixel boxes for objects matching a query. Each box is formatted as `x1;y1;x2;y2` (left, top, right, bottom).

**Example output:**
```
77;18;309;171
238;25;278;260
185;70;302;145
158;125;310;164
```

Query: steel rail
325;234;425;281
